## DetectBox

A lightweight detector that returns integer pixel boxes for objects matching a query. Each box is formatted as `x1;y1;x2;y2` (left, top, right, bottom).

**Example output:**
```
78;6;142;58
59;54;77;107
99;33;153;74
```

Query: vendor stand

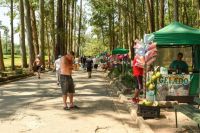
150;21;200;102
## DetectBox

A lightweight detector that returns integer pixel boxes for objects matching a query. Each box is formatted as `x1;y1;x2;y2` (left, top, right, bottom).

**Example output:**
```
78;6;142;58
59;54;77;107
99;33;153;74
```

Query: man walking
86;56;93;78
60;51;79;110
54;55;61;85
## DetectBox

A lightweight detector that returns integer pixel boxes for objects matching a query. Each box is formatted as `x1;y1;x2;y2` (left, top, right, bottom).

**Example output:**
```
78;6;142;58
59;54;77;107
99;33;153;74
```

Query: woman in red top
132;56;144;103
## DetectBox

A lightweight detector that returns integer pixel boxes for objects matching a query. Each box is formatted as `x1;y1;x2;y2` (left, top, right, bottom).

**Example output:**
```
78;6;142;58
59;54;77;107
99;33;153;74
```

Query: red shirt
132;57;143;76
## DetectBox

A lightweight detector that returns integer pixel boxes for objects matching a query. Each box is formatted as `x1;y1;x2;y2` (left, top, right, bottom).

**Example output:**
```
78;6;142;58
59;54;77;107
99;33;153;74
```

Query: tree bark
198;0;200;27
146;0;155;32
159;0;165;28
174;0;179;21
10;0;15;70
30;5;39;56
155;0;159;30
0;32;5;71
50;0;55;61
77;0;82;56
24;0;35;70
39;0;45;68
56;0;64;57
19;0;28;68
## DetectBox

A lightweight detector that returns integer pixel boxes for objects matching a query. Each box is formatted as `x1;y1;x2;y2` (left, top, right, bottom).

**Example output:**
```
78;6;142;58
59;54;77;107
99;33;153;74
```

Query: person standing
34;55;42;79
54;55;61;85
169;52;188;74
86;56;93;78
60;51;79;110
132;56;144;103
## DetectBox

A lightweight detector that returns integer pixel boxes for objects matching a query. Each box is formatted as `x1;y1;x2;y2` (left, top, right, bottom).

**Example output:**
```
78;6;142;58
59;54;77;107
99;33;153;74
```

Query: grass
3;54;50;69
4;54;22;68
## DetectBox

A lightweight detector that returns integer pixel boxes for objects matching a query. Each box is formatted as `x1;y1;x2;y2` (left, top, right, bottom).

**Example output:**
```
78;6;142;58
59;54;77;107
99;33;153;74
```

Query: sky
0;6;19;44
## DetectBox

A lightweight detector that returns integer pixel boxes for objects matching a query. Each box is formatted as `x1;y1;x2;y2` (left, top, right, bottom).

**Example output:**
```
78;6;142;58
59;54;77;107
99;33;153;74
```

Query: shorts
134;76;143;90
36;66;41;71
60;75;75;94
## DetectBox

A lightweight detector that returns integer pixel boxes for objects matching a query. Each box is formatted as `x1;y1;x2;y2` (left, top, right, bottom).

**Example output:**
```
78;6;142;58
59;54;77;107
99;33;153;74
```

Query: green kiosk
151;21;200;102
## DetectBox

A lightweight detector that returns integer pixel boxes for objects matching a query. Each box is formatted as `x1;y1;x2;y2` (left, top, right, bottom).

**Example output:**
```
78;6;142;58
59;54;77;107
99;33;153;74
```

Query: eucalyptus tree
24;0;35;70
77;0;82;56
39;0;45;68
49;0;55;60
19;0;28;68
56;0;64;58
198;0;200;27
174;0;179;21
0;32;5;71
30;3;39;56
10;0;15;70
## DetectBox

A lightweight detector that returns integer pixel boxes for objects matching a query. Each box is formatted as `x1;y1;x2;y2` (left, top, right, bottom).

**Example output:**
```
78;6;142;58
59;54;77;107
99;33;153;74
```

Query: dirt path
0;70;141;133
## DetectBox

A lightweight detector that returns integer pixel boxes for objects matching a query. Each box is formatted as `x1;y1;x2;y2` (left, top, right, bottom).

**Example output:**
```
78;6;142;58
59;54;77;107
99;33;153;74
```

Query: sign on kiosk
156;74;190;101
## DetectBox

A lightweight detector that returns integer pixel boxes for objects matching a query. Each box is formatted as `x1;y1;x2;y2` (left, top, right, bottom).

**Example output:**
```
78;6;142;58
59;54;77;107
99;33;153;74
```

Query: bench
174;97;200;128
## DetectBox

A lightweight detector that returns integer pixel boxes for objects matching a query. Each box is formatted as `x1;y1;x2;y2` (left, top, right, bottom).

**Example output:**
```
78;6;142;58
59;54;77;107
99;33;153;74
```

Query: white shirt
54;58;61;71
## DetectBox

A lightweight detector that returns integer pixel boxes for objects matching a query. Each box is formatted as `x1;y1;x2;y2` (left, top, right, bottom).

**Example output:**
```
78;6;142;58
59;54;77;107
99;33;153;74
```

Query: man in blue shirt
169;52;188;74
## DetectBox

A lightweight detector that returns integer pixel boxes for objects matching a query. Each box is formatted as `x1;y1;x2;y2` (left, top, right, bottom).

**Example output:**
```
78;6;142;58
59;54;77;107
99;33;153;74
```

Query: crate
137;104;160;118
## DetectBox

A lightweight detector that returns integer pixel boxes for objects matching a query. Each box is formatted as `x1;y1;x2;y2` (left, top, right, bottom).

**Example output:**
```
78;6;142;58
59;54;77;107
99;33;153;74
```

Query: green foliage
82;36;108;56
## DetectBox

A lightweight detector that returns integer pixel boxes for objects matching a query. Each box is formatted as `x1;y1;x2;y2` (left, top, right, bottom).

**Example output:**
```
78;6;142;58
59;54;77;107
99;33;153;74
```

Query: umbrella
112;48;129;55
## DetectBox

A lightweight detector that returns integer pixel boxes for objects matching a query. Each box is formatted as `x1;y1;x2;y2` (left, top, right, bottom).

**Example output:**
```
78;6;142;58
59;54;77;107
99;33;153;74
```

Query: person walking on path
54;55;61;85
60;51;79;110
86;56;93;78
132;56;144;103
33;55;42;79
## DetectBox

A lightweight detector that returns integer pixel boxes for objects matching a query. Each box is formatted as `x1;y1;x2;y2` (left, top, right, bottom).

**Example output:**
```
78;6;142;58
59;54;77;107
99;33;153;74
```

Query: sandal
69;105;80;109
63;106;70;110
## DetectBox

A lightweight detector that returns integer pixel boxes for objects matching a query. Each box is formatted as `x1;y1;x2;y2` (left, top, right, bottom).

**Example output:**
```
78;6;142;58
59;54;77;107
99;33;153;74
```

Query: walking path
0;70;141;133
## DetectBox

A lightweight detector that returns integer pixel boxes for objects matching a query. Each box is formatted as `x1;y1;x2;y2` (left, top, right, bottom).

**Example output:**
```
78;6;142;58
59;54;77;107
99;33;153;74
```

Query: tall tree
174;0;179;21
159;0;165;28
30;5;39;56
198;0;200;27
56;0;64;58
24;0;35;69
146;0;155;32
50;0;55;60
19;0;28;68
10;0;15;70
39;0;45;67
77;0;82;56
0;31;5;71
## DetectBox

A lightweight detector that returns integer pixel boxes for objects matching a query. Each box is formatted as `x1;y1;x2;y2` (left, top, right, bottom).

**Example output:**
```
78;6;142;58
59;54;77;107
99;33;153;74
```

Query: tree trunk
24;0;35;70
73;0;77;53
71;0;75;52
0;32;5;71
39;0;45;68
50;0;55;61
174;0;179;21
56;0;64;58
155;0;159;30
77;0;82;56
10;0;15;70
146;0;155;32
30;5;39;56
198;0;200;27
19;0;28;68
159;0;165;28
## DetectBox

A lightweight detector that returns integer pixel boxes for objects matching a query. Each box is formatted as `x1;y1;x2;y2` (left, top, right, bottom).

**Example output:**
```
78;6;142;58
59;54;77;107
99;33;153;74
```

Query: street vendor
169;52;189;74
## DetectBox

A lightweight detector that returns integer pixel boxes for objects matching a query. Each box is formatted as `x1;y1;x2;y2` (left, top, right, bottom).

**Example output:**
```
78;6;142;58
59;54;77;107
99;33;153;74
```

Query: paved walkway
0;70;141;133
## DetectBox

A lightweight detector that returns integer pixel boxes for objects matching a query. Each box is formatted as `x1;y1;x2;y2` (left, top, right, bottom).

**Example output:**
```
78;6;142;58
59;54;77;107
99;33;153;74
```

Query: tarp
112;48;129;55
153;21;200;46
